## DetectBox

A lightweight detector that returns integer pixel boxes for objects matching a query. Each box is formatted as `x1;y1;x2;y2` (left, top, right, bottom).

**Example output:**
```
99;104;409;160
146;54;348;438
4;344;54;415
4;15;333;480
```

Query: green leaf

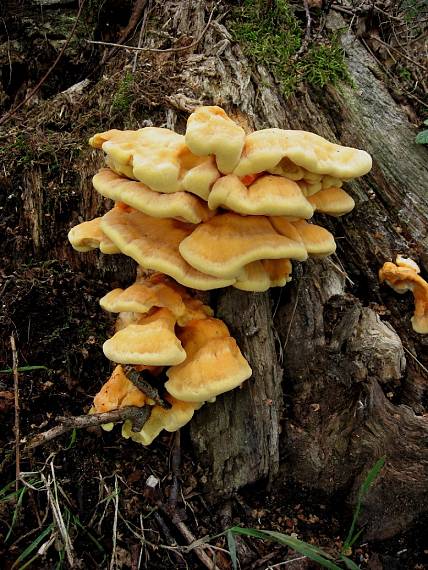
11;524;54;569
230;527;343;570
343;457;385;550
0;365;48;373
227;530;238;570
423;119;428;126
415;130;428;145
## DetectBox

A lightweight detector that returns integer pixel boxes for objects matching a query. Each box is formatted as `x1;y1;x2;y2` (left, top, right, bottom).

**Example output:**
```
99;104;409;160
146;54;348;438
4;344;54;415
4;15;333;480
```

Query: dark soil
1;1;427;569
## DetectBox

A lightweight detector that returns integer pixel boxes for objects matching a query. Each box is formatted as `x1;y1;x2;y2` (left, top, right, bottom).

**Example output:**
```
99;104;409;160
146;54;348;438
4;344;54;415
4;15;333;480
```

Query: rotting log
1;0;428;542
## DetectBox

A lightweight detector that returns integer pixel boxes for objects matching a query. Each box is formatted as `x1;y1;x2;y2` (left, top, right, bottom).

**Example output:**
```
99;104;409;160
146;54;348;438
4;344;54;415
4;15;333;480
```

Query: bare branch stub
124;365;171;409
26;406;151;450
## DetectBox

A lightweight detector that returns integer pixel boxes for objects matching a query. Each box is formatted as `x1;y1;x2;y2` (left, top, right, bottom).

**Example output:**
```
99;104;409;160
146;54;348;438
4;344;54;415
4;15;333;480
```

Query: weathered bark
2;0;428;542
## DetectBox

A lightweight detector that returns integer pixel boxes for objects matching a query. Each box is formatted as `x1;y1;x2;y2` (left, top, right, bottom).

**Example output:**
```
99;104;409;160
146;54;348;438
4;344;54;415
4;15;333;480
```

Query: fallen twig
26;406;150;450
169;431;181;508
124;365;171;409
11;334;20;491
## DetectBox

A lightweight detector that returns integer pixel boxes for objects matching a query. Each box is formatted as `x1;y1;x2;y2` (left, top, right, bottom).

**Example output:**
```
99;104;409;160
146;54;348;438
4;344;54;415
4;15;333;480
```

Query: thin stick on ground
26;406;151;450
11;334;20;492
169;431;181;509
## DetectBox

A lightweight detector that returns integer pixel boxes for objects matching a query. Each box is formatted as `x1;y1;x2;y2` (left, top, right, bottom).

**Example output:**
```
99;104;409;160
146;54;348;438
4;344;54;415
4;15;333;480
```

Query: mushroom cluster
69;105;372;444
379;255;428;334
90;272;252;444
69;106;372;292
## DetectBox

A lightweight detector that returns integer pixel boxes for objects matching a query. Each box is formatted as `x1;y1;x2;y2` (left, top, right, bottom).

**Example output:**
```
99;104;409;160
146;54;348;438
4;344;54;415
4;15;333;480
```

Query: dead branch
124;365;171;409
11;334;20;491
26;406;150;450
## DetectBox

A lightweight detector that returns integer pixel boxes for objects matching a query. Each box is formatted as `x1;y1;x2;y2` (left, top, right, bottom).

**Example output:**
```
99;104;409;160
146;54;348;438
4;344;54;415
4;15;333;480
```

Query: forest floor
1;1;427;568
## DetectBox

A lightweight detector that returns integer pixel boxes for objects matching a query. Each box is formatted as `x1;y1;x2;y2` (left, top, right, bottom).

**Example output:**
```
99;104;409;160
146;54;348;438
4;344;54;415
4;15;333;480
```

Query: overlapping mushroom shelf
91;273;252;445
69;105;373;445
69;105;372;292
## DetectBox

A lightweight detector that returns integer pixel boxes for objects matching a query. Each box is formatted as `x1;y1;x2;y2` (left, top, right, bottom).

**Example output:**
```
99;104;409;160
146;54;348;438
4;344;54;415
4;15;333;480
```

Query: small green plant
111;71;134;114
226;457;385;570
415;119;428;145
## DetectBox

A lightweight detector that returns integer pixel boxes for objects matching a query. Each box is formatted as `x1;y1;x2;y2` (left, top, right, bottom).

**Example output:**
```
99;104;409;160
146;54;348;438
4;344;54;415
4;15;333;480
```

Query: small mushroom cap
290;219;336;257
185;106;246;174
93;365;148;413
93;168;213;224
233;128;372;179
165;318;252;402
179;213;308;279
395;254;420;273
308;187;355;217
379;261;428;334
208;174;314;218
100;281;186;319
103;308;187;365
68;218;120;254
176;298;214;327
122;395;200;445
234;259;292;292
267;157;305;180
90;127;219;198
100;207;236;290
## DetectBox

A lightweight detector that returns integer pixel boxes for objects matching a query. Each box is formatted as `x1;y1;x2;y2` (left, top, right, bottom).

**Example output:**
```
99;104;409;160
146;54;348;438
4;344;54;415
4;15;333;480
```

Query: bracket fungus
68;104;372;444
379;256;428;334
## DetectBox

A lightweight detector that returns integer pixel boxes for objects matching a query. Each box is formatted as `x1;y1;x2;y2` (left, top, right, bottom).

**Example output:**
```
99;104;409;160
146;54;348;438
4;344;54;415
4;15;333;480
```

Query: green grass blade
226;530;238;570
11;524;54;569
0;366;48;373
343;457;385;550
230;527;343;570
5;486;27;542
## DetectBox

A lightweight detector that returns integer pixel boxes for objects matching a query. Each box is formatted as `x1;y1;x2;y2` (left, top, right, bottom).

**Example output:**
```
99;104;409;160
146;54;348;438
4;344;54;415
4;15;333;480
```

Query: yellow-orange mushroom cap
290;220;336;257
179;213;307;279
90;127;220;199
379;259;428;334
185;106;246;174
93;168;213;224
100;280;186;319
68;217;120;254
100;208;236;290
234;259;292;292
122;394;200;445
233;128;372;179
93;365;148;413
103;308;187;365
208;174;314;218
165;318;252;402
308;187;355;217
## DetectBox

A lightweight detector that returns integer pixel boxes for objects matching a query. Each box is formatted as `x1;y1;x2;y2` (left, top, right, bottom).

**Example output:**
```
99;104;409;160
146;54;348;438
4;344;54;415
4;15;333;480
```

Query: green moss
229;0;350;97
111;71;134;114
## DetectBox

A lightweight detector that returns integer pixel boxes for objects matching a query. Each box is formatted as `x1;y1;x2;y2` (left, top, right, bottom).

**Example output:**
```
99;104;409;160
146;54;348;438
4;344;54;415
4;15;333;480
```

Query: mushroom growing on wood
68;104;373;447
379;256;428;334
